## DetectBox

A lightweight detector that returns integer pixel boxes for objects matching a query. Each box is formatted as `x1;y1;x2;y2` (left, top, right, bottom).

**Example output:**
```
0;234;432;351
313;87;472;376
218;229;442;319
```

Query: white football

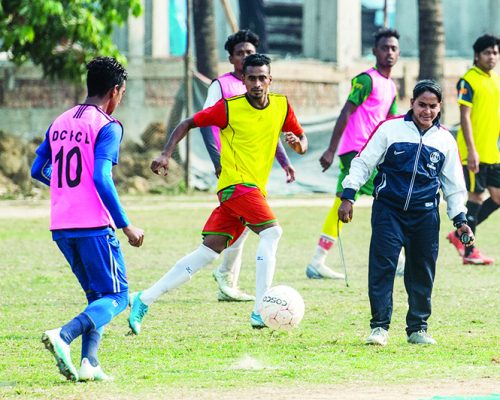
258;285;305;330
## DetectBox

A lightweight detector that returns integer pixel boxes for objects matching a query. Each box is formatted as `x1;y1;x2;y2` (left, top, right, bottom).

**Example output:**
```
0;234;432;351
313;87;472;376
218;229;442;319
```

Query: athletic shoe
213;269;255;302
395;250;405;277
128;291;148;335
463;248;494;265
306;263;344;280
250;312;267;329
41;328;78;381
407;330;436;345
217;289;255;302
446;231;465;257
365;327;389;346
78;358;113;381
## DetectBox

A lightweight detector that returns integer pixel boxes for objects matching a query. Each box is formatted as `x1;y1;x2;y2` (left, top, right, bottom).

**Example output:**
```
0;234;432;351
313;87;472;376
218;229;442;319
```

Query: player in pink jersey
306;28;403;280
31;57;144;381
200;30;295;302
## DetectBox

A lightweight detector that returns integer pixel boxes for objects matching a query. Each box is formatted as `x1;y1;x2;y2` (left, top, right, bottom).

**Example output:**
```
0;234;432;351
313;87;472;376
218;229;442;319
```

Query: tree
417;0;445;84
0;0;142;83
193;0;218;80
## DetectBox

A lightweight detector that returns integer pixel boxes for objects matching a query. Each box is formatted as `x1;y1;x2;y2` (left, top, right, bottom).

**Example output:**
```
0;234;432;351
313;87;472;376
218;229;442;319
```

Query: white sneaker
213;269;255;302
396;251;405;277
306;263;345;280
366;327;389;346
407;330;436;345
217;289;255;302
41;328;78;381
78;358;113;381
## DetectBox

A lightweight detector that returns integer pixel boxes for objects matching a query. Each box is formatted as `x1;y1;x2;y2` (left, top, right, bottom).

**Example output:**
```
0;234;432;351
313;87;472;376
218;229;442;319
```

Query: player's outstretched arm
320;101;358;172
123;225;145;247
31;154;52;186
275;140;295;182
284;132;308;155
459;104;479;173
151;117;197;176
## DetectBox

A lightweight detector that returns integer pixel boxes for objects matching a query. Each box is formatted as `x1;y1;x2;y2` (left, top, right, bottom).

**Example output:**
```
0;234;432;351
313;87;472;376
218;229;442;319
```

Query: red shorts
202;189;277;246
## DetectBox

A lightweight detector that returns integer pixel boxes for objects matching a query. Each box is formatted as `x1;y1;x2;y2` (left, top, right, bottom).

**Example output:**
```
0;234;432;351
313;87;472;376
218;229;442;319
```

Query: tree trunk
417;0;445;84
193;0;218;80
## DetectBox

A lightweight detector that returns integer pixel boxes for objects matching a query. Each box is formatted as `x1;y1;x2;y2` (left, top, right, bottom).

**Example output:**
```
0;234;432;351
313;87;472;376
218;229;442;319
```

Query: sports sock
465;200;481;233
254;226;283;314
310;234;335;267
477;197;499;225
81;327;103;367
60;312;95;345
309;197;343;266
140;244;219;305
464;201;481;257
218;228;250;287
321;197;343;238
84;291;128;329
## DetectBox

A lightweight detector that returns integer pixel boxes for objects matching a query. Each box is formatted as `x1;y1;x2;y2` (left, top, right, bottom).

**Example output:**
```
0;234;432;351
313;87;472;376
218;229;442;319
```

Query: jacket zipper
404;135;423;211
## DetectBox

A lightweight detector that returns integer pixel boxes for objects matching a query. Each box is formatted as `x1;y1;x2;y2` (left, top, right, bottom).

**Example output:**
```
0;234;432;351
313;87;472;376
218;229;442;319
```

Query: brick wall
0;57;494;140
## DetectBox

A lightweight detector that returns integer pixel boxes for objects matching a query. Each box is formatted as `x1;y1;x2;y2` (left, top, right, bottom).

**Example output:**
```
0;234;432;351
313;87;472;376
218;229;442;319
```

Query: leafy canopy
0;0;142;82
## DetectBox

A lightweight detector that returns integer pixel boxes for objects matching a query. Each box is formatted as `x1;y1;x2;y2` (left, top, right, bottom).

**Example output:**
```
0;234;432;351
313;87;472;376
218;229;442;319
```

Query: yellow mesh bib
217;93;289;196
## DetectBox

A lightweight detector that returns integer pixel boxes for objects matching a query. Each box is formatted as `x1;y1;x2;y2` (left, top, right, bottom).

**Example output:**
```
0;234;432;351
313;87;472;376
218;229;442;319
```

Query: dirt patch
176;379;499;400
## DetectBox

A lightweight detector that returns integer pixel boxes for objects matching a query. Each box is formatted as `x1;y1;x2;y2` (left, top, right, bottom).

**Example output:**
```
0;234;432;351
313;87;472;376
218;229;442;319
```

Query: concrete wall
303;0;361;65
396;0;500;57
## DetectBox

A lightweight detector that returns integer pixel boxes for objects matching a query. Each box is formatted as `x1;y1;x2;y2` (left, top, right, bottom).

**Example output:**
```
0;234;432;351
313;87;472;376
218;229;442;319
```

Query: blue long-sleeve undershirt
31;122;129;230
93;158;129;229
31;155;52;186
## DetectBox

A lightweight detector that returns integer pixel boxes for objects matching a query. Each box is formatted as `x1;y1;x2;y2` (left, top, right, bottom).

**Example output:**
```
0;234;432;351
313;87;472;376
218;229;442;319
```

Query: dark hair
86;56;127;97
412;79;442;102
224;29;260;55
472;34;500;54
373;27;400;46
243;53;271;73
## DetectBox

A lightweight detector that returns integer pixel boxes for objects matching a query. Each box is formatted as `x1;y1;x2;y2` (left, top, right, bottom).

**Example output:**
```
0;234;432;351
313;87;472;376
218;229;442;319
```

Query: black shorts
463;163;500;193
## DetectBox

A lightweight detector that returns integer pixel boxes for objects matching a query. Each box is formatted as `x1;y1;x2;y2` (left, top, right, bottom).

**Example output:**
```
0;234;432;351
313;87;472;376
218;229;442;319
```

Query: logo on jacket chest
429;152;440;163
427;151;441;172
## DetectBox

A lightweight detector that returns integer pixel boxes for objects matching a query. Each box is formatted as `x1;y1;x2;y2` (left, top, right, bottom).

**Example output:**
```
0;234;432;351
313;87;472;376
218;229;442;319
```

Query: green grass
0;195;498;399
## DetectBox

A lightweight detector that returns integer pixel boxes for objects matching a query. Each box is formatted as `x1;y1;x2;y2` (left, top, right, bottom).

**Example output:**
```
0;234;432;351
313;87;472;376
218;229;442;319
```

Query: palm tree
193;0;218;80
417;0;445;84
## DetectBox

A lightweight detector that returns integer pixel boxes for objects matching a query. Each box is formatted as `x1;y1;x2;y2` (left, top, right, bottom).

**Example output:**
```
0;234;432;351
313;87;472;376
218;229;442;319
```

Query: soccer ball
258;285;305;330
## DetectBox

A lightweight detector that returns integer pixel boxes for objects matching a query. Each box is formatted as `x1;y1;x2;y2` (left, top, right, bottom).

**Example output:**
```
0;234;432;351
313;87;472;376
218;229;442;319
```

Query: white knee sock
217;228;250;287
310;234;335;266
141;244;219;305
254;226;283;313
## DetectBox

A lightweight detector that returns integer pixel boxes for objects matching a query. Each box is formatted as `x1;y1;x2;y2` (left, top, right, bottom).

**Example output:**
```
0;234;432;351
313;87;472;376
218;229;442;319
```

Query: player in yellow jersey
128;54;307;333
446;34;500;265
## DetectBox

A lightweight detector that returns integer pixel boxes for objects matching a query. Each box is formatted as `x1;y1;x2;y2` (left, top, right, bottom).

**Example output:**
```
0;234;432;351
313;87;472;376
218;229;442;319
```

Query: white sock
217;228;250;288
140;244;219;305
310;234;335;266
254;226;283;314
311;246;328;266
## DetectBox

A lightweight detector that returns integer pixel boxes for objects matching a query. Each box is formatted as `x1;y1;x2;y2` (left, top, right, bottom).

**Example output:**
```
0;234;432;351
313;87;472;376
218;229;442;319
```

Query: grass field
0;195;498;399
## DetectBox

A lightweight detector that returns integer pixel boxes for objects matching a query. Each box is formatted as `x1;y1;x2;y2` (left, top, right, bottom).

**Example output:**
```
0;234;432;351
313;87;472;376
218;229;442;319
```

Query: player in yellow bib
446;34;500;265
128;54;308;333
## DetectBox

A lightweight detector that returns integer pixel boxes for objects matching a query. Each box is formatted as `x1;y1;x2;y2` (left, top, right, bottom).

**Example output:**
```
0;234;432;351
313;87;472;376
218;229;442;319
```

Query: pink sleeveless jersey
210;72;246;150
48;104;118;230
337;68;397;156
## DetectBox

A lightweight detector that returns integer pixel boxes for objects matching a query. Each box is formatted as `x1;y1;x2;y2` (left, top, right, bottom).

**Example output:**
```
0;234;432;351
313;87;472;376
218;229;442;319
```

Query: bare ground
174;379;499;400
